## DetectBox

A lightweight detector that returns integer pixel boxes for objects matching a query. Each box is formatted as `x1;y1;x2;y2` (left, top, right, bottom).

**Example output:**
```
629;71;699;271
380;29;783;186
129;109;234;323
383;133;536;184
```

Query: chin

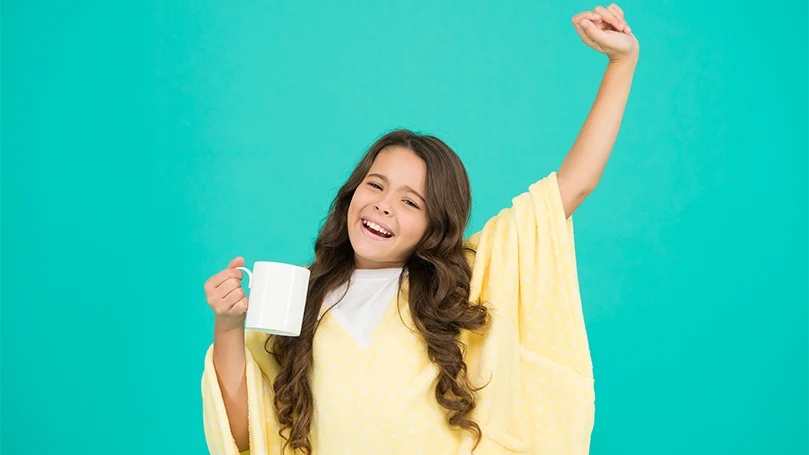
348;217;411;267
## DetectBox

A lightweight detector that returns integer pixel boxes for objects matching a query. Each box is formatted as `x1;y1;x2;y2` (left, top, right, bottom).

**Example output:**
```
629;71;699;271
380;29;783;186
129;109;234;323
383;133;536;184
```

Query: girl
202;5;638;454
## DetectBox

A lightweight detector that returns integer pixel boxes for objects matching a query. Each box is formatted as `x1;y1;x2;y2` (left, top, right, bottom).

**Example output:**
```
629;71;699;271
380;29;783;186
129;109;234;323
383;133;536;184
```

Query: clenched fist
573;4;639;62
204;256;249;332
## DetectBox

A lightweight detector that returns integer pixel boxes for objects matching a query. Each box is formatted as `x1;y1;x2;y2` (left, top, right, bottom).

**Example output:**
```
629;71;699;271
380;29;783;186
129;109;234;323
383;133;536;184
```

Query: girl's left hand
573;4;639;62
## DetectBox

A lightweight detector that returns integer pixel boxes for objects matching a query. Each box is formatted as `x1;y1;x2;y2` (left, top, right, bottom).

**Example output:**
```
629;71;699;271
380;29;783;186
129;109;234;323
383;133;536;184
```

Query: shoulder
462;235;480;267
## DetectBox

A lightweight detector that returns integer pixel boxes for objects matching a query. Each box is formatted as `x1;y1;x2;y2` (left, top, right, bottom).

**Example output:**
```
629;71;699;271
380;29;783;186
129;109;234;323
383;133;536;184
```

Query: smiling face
347;146;429;269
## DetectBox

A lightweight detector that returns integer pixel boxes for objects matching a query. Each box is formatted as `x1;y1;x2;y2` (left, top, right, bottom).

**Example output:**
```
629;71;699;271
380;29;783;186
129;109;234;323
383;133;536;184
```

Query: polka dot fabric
201;172;595;454
465;171;595;453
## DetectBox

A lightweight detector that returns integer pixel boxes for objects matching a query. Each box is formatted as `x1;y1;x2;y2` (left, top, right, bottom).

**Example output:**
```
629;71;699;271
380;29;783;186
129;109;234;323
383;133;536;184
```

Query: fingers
572;11;603;46
203;260;244;293
595;5;631;34
609;3;625;20
572;11;601;25
228;256;245;269
204;256;250;321
221;282;246;307
209;277;249;316
230;296;249;316
217;294;249;317
577;19;606;48
217;277;244;300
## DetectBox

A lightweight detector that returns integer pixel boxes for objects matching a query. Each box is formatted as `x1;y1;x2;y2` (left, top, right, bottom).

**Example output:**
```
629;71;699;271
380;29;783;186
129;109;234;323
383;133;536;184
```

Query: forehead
368;146;426;191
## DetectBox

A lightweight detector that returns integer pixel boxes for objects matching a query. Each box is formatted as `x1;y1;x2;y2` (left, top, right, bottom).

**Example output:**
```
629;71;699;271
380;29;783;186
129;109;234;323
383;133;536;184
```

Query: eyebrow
366;173;427;205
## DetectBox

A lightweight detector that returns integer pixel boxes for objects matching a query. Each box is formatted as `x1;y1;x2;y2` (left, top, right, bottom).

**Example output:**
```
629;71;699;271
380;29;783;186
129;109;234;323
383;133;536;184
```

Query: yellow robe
201;172;594;454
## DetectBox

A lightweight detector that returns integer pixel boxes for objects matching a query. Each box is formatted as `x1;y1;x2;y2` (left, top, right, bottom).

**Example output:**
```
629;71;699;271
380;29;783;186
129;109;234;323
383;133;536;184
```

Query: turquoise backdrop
2;1;807;454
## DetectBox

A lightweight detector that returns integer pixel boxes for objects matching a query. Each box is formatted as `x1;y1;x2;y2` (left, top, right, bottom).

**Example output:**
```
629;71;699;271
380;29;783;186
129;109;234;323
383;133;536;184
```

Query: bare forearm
559;52;638;193
213;325;249;452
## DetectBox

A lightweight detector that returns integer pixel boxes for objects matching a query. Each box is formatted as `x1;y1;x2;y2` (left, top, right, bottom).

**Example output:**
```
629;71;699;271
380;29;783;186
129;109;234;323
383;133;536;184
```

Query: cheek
399;213;429;242
347;194;362;218
350;192;379;221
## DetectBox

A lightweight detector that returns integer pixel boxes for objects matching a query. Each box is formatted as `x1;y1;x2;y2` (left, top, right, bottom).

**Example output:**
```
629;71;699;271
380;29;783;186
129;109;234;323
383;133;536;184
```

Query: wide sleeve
201;329;283;455
464;171;595;454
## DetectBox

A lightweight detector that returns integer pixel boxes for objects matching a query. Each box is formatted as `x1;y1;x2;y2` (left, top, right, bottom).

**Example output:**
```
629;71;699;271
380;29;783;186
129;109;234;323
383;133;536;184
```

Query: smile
360;219;394;239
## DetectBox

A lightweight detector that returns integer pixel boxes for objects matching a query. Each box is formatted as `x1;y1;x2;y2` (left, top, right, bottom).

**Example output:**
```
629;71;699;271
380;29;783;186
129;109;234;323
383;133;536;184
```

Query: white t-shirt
318;267;404;348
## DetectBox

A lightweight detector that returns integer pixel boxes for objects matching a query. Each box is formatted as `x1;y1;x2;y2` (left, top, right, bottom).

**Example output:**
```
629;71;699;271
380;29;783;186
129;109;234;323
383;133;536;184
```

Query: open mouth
361;219;394;239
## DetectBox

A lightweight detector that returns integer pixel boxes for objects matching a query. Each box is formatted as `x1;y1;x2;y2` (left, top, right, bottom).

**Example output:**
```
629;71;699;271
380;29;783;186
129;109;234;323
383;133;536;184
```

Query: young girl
202;5;638;454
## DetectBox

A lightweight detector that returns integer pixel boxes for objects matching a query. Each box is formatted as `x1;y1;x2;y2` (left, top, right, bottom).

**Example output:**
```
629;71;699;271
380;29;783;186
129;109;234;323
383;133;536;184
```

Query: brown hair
267;129;490;454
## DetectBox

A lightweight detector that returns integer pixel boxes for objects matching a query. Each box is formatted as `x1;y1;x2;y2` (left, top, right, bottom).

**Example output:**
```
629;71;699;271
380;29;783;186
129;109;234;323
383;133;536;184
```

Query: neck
353;255;404;270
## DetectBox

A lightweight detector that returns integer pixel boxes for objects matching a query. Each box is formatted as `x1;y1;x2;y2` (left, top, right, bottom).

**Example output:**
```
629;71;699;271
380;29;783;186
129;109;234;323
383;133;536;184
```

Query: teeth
363;220;392;237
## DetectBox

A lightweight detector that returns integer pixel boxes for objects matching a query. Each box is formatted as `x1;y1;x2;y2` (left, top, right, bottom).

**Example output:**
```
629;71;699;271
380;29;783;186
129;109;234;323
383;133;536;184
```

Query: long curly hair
266;129;490;454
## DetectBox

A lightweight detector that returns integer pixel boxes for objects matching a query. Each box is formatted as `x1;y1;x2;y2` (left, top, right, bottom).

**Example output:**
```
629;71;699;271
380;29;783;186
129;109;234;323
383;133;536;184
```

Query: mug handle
235;267;253;290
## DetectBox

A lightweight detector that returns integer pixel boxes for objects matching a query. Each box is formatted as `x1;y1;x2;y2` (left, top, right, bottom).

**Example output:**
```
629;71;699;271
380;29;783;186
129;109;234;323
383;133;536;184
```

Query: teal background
2;0;807;453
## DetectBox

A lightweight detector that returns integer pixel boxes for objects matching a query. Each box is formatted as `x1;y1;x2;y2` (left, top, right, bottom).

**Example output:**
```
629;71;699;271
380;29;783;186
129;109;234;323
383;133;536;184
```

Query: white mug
235;261;311;336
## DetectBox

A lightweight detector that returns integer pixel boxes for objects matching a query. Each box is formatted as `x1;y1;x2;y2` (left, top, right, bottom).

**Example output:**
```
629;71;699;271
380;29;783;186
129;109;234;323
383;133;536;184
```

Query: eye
368;182;382;190
404;199;419;209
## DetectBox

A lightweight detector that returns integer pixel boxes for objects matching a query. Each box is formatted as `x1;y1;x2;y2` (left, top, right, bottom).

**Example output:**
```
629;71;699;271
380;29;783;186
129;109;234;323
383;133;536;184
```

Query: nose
374;202;392;216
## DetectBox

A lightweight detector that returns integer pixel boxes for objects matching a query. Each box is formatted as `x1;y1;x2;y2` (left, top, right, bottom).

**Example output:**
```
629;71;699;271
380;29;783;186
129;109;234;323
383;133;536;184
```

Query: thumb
228;256;245;269
579;19;605;45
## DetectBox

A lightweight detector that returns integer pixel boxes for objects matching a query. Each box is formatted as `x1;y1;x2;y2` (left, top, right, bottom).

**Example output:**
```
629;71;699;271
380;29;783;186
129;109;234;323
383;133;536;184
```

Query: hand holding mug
204;257;311;336
204;256;249;332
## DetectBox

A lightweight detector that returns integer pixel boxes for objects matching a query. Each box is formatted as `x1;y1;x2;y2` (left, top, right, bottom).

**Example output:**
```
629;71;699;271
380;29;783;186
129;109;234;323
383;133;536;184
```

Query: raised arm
557;4;640;218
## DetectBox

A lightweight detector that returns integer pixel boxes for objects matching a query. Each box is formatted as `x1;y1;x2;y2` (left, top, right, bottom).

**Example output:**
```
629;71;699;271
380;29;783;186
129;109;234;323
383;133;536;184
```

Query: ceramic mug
235;262;310;336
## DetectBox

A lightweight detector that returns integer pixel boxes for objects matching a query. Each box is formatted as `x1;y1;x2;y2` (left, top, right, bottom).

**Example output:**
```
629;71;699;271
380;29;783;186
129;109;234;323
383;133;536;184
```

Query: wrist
214;318;245;334
608;49;639;66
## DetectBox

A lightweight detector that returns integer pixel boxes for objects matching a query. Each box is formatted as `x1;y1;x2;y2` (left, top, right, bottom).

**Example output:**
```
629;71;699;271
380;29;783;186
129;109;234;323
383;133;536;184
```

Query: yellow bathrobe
201;172;594;454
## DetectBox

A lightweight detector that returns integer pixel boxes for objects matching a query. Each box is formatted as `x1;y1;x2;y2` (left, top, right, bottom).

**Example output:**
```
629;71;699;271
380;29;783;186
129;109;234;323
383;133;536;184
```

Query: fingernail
625;25;632;33
580;21;588;29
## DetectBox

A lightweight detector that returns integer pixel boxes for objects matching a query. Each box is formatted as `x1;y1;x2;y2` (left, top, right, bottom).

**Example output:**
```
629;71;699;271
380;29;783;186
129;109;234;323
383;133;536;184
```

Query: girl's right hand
204;256;249;331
